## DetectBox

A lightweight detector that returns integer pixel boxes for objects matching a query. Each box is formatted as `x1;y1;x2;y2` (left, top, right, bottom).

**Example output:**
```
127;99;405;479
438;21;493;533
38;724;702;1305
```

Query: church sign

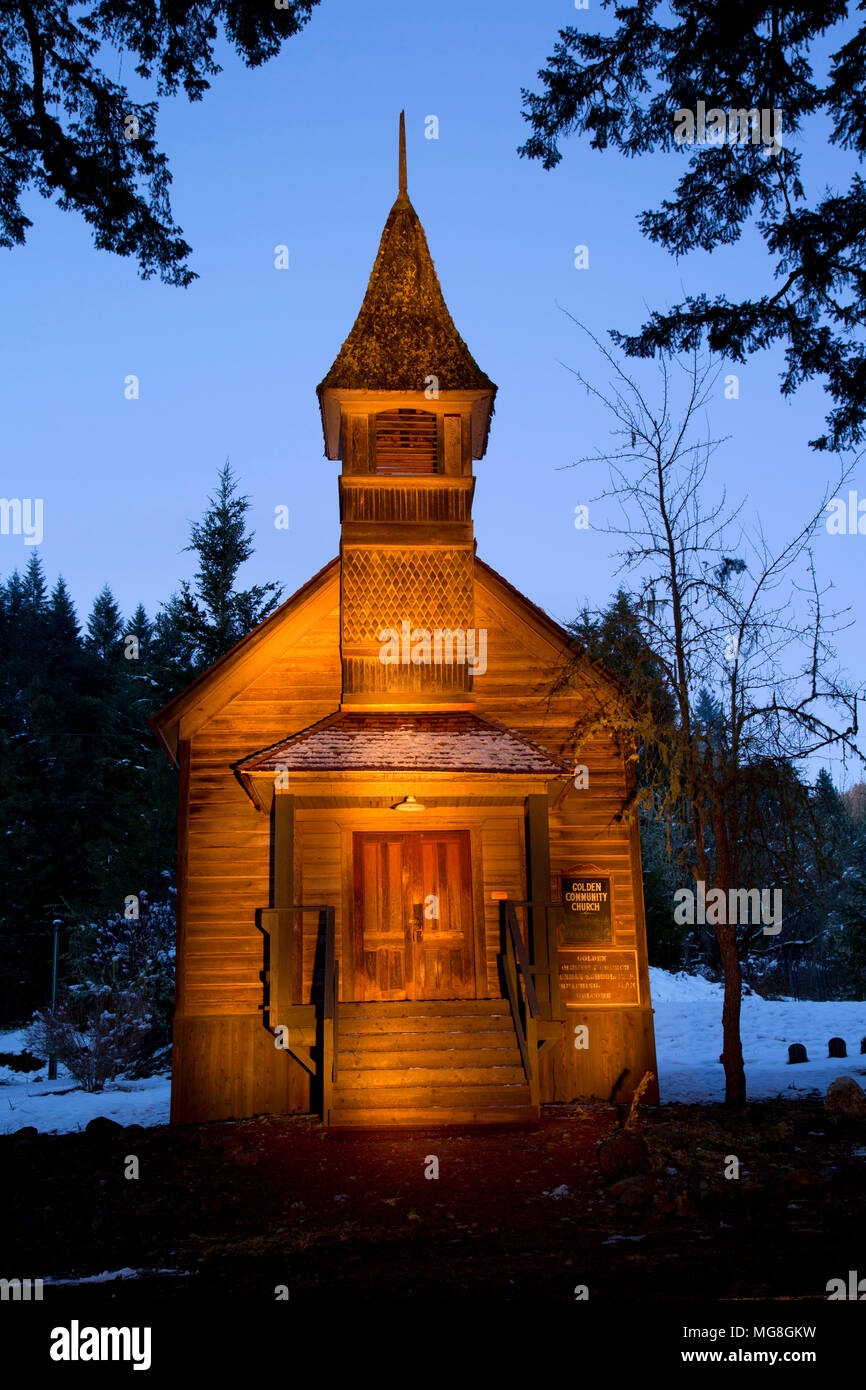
560;872;613;943
559;950;640;1007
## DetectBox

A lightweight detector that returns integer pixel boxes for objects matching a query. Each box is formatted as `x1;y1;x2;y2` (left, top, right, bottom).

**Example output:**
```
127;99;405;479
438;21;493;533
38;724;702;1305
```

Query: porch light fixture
393;794;425;811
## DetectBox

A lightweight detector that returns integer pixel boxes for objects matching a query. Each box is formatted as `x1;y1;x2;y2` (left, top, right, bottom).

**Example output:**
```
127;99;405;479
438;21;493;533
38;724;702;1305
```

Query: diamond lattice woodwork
341;548;474;645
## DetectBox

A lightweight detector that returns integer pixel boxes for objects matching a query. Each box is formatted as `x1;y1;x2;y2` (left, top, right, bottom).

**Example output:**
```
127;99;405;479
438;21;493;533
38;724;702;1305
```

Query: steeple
398;108;407;197
319;115;497;711
317;113;496;460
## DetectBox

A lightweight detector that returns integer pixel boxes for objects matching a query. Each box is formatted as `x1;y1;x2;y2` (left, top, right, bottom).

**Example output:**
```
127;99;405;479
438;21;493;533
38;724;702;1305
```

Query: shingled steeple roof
317;113;496;397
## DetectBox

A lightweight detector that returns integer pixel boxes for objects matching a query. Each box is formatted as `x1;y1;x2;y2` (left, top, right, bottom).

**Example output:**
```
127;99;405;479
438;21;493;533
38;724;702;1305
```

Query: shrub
65;890;176;1052
28;989;152;1092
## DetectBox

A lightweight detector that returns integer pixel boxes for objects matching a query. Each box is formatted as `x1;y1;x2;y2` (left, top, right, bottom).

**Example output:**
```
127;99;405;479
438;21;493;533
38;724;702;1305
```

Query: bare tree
557;323;863;1104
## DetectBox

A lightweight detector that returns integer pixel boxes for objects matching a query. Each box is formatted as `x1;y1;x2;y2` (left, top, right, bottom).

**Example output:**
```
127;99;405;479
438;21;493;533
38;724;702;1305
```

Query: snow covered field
649;968;866;1103
1;970;864;1133
0;1028;170;1134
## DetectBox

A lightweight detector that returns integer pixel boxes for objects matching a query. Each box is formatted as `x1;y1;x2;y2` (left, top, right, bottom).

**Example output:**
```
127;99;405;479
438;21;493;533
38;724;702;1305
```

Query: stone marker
824;1076;866;1119
787;1043;808;1064
828;1037;847;1058
85;1115;123;1137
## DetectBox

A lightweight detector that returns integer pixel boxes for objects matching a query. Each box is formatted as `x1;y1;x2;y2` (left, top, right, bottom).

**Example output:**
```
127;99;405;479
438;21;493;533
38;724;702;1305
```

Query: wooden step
338;1014;513;1036
329;1105;539;1128
331;1083;532;1109
336;1029;518;1053
339;1000;508;1018
338;1047;520;1070
333;1066;526;1089
325;997;537;1130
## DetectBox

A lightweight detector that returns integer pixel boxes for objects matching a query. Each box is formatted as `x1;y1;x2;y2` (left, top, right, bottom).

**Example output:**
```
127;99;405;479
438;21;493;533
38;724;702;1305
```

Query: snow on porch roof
236;712;571;777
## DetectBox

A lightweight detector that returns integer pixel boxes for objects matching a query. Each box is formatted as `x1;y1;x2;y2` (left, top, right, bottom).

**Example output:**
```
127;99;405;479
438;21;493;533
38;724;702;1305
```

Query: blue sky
1;0;862;779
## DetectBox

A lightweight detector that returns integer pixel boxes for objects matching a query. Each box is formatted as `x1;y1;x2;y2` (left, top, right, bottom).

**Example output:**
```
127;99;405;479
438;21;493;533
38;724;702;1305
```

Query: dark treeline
2;480;862;1032
0;463;283;1027
575;592;866;1001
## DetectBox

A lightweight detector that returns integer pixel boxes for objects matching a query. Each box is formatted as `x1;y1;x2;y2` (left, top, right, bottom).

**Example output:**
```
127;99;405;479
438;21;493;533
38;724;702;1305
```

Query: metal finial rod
399;110;407;196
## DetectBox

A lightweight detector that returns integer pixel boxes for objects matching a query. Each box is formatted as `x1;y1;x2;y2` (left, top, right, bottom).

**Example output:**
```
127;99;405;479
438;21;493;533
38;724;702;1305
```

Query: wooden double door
353;830;475;1000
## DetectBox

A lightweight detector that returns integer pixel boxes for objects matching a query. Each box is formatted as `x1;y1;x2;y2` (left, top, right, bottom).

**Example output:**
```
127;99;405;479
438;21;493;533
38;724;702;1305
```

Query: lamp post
47;920;61;1081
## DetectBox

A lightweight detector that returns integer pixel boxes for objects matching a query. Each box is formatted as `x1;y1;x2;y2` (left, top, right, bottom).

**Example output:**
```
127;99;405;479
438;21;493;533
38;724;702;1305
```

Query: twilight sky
1;0;862;780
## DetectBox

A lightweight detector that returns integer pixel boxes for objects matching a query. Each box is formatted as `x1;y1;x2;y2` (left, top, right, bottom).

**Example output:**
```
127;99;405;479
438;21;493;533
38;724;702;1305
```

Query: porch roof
236;712;571;777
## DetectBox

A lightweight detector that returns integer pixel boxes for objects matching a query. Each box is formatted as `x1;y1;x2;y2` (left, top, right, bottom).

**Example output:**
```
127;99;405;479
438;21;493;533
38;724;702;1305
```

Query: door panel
353;831;475;1000
354;835;411;1000
412;833;475;1000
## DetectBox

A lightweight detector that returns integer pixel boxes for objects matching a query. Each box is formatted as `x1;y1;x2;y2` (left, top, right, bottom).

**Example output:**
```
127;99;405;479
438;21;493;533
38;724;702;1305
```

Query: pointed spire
316;113;497;412
398;109;407;197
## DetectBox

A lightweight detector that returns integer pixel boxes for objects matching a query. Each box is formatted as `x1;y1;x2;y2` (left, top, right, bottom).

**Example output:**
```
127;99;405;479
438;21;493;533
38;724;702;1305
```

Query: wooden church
152;117;658;1128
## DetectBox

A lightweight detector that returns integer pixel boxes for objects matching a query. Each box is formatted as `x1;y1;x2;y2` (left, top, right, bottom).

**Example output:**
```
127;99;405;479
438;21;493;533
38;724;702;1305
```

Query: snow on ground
0;972;864;1132
649;967;866;1103
0;1029;170;1134
0;1071;170;1134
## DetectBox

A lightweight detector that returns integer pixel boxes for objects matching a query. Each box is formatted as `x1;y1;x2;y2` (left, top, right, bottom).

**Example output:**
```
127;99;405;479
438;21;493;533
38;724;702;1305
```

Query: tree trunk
705;794;747;1107
716;922;746;1105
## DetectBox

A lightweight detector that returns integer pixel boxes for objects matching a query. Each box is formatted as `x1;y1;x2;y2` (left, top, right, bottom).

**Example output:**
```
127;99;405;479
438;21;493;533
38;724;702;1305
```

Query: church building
152;117;658;1127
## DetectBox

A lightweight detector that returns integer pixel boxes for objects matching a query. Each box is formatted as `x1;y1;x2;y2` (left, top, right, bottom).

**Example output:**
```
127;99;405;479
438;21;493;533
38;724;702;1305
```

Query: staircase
328;999;539;1128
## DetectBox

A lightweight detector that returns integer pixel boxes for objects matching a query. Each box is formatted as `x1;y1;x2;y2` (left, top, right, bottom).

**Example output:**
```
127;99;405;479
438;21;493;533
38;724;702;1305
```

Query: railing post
500;902;529;1080
322;905;337;1124
508;902;541;1017
269;793;296;1026
260;902;337;1117
525;794;552;1015
322;1015;334;1122
525;995;540;1108
500;900;543;1100
332;957;340;1083
324;905;335;1020
547;905;563;1021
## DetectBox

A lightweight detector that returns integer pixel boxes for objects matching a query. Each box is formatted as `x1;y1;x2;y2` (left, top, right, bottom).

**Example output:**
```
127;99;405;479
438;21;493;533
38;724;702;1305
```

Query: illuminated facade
153;117;658;1126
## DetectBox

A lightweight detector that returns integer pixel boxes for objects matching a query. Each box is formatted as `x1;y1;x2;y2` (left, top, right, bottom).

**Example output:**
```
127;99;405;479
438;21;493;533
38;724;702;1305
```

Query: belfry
321;112;494;710
153;116;658;1126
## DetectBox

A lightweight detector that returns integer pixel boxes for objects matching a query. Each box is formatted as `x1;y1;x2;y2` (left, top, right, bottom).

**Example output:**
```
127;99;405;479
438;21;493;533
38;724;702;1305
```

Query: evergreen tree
86;585;124;660
0;563;168;1019
127;603;154;655
0;470;283;1023
159;460;284;681
520;4;866;451
813;770;866;996
0;2;321;286
46;576;80;650
20;551;48;613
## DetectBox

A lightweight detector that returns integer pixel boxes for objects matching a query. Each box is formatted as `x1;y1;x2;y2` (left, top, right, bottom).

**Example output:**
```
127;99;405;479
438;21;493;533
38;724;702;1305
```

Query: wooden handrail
501;940;531;1080
498;901;541;1105
315;903;338;1124
503;901;541;1017
500;899;565;1022
323;905;337;1020
332;958;340;1082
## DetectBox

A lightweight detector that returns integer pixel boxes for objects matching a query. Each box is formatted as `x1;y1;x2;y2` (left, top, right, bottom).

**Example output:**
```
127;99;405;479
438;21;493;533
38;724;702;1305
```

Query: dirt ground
3;1099;865;1302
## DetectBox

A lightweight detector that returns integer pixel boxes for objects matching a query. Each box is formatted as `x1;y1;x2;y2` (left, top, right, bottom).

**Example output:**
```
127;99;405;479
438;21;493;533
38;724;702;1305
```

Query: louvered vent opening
374;409;438;475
